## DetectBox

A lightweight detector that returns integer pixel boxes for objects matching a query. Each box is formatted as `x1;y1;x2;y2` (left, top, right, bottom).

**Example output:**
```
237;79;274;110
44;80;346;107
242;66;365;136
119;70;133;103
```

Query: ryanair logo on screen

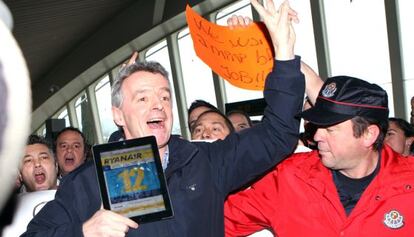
383;210;404;229
102;148;153;166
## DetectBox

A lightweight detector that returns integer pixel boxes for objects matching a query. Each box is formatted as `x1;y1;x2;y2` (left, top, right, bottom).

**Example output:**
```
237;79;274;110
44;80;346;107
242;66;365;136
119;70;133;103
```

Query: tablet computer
92;136;173;223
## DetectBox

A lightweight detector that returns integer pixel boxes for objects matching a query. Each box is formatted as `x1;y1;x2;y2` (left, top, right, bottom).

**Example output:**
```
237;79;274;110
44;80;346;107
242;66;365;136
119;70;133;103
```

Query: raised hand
250;0;298;60
121;51;139;68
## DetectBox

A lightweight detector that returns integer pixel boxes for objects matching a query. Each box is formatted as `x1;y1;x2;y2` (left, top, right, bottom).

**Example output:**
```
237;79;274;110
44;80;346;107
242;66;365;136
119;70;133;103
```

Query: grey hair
111;61;170;108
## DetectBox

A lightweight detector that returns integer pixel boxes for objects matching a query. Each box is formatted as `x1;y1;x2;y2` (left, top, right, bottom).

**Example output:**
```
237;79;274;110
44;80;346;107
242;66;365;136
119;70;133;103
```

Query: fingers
83;209;138;237
251;0;298;24
121;51;138;68
227;15;252;29
288;9;299;23
127;51;138;65
278;1;290;26
265;0;277;14
250;0;267;17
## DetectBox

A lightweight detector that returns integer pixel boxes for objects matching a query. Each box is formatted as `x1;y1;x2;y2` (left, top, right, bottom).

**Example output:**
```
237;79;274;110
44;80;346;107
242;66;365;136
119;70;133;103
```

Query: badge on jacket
383;210;404;229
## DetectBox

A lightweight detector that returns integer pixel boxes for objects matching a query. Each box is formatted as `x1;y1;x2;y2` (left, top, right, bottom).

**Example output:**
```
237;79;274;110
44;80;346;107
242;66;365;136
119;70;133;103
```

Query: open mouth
147;118;165;129
34;171;46;184
64;156;75;166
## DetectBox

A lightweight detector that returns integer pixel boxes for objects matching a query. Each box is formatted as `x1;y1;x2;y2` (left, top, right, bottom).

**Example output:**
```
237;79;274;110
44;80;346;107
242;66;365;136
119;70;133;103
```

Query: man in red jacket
225;1;414;236
225;8;414;237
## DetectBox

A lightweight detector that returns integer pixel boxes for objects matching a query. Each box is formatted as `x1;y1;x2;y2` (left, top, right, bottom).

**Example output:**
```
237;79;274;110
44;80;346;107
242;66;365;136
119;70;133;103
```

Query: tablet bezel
92;136;173;224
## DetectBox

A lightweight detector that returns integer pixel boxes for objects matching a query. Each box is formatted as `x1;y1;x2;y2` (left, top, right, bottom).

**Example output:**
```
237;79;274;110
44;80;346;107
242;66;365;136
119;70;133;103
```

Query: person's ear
363;125;380;148
112;106;125;127
406;136;414;147
54;161;59;173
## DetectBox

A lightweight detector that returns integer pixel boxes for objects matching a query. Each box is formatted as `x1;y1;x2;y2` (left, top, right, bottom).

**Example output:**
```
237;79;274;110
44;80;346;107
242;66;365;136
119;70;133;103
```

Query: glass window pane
146;40;182;135
398;0;414;121
56;107;70;127
95;75;118;142
216;0;251;19
216;0;263;103
57;109;70;127
403;80;414;122
324;0;393;114
75;92;95;144
36;124;46;137
398;0;414;79
178;28;217;107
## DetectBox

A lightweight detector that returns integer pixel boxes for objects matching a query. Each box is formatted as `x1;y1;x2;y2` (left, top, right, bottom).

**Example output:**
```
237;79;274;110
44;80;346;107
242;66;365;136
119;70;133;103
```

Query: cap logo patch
321;82;337;98
384;210;404;229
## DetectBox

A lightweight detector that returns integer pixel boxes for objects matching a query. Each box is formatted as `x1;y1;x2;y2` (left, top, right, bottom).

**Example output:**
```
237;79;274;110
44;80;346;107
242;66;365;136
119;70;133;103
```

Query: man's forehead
124;72;170;92
127;71;169;83
25;144;50;154
198;116;225;126
58;131;82;141
229;113;248;121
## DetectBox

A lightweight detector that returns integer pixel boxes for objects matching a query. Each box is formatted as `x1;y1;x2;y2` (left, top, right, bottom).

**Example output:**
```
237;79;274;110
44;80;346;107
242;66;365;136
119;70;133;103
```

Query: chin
155;134;170;146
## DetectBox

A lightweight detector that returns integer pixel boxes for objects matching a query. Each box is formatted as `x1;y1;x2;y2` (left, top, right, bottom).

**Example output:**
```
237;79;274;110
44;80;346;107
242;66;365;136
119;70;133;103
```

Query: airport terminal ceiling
4;0;235;118
3;0;413;133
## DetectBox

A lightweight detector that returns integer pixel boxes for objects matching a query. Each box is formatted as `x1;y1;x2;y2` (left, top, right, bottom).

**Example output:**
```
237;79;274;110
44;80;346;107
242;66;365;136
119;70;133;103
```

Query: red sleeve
224;168;280;237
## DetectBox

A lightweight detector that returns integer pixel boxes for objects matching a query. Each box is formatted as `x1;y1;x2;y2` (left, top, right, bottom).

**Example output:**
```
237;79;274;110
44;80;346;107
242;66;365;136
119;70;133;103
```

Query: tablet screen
93;136;173;223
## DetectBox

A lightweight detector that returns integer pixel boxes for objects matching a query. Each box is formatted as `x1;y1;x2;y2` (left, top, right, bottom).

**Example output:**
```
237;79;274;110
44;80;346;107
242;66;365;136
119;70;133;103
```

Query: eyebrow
23;151;49;158
132;87;171;99
59;141;81;144
208;121;226;128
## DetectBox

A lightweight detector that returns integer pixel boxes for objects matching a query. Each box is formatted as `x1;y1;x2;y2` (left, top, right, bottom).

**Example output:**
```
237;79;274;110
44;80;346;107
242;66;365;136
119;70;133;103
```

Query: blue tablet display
93;136;173;223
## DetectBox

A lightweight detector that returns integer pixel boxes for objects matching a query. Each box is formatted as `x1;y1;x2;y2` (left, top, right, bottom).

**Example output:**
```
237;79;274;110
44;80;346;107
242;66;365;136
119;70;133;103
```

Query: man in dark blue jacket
22;1;305;236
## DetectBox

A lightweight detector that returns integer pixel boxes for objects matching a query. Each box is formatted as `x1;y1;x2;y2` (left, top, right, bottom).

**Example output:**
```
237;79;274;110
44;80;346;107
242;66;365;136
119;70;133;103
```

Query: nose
152;96;164;111
202;129;211;139
66;145;74;152
313;128;325;143
34;157;42;167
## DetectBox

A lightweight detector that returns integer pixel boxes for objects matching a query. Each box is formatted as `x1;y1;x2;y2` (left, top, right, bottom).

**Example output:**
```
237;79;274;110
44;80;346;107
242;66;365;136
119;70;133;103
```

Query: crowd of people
1;0;414;237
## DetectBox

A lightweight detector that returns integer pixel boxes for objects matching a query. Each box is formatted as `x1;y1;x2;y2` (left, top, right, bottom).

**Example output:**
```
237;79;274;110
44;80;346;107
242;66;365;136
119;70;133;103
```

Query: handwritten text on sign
185;5;274;90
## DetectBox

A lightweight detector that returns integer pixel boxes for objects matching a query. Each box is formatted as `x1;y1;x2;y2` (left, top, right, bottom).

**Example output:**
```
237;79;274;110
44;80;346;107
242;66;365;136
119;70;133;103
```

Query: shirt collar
161;145;169;170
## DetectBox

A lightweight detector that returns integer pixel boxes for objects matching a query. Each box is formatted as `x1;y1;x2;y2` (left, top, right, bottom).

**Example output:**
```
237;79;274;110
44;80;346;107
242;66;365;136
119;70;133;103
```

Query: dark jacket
21;57;305;237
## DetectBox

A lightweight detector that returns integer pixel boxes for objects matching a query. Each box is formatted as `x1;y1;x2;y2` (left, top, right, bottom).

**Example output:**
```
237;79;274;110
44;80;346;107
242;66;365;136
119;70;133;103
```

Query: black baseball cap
299;76;389;126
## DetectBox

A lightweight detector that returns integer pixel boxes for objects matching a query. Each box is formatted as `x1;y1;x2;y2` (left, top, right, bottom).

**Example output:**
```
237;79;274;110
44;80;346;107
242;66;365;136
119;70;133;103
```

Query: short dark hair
389;117;414;154
27;134;54;159
388;117;414;137
226;110;253;127
188;100;218;116
191;110;235;134
351;116;388;151
188;100;219;128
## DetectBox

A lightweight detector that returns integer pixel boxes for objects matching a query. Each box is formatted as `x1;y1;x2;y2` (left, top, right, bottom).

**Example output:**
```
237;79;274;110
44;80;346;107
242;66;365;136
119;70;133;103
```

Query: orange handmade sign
185;5;274;91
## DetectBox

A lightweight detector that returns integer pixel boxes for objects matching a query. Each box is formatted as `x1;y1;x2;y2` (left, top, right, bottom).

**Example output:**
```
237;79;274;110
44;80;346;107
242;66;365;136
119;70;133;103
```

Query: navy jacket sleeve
206;56;305;194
